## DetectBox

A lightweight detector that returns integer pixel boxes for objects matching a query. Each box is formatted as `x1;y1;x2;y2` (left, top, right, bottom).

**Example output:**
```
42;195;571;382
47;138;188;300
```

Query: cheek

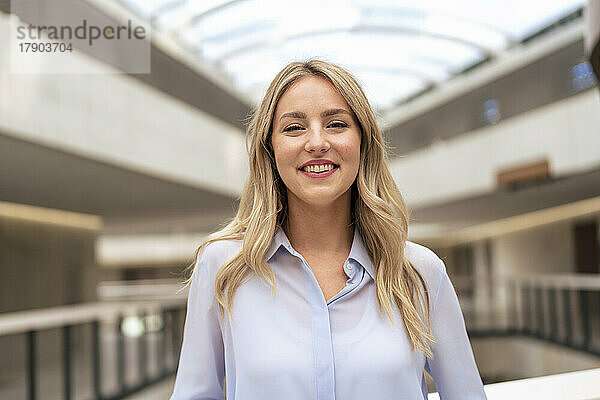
274;146;289;163
337;143;353;154
338;137;361;164
272;141;297;173
271;137;283;163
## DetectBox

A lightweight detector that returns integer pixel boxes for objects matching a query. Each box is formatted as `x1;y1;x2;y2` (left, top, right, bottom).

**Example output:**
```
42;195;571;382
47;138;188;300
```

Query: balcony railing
0;298;186;400
452;273;600;356
2;273;598;399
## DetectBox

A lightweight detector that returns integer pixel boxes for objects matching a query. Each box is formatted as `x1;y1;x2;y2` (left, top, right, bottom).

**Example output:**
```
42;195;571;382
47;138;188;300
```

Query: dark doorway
574;221;599;273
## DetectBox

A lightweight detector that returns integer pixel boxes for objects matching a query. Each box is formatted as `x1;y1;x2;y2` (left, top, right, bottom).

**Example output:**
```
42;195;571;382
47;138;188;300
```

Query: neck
284;189;354;256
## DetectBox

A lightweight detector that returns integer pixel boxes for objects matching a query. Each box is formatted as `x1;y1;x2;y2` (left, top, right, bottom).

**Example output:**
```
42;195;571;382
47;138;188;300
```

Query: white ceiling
119;0;585;111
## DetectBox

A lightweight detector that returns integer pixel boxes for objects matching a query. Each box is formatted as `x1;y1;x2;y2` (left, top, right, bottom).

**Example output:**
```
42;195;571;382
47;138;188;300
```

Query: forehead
274;75;351;116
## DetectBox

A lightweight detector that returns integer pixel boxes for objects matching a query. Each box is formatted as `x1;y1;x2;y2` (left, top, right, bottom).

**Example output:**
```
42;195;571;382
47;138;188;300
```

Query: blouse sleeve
170;250;226;400
425;259;487;400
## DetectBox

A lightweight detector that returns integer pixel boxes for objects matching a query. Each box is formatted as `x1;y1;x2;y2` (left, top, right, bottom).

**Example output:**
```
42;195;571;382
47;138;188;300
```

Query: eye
328;121;348;129
283;124;303;132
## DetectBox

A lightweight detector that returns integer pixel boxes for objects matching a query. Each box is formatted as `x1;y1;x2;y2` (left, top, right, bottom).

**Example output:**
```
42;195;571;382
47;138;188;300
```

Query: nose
304;126;330;153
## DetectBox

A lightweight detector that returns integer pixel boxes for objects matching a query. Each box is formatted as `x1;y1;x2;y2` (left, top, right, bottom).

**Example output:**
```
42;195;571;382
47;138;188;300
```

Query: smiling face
270;75;362;209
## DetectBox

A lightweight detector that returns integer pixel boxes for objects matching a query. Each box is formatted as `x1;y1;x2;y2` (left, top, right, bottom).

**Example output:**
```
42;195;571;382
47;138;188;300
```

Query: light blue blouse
170;225;487;400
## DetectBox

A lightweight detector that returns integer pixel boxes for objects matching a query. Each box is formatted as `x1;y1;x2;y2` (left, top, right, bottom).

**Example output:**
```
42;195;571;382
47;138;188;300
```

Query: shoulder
404;240;447;295
196;238;243;279
404;240;446;274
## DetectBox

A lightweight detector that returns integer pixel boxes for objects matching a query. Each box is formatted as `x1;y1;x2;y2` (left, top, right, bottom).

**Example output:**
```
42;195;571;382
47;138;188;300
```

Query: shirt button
346;264;352;270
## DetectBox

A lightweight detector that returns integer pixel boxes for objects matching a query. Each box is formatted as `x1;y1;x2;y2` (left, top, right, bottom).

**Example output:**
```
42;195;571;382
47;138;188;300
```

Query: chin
299;191;342;206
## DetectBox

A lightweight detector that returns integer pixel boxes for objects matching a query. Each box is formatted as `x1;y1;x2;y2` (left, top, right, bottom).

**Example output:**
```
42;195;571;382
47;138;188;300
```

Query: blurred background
1;0;599;399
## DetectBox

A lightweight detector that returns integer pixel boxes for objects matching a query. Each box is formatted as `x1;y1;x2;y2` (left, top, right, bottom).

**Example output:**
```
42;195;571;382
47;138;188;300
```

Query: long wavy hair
185;59;434;357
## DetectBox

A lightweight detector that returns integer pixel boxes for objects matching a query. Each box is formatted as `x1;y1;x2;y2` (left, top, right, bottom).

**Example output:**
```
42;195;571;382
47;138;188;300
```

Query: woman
170;59;487;400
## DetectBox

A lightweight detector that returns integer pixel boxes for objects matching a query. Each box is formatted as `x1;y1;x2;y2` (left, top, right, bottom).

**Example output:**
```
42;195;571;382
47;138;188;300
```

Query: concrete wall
0;215;98;313
491;219;577;277
0;12;247;199
391;89;600;208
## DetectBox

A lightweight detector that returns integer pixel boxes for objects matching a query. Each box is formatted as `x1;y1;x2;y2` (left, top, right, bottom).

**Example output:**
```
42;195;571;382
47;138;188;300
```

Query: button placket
293;252;336;400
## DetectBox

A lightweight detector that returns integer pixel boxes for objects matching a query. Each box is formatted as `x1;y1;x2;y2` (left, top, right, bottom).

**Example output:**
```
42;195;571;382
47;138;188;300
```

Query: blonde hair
185;59;434;358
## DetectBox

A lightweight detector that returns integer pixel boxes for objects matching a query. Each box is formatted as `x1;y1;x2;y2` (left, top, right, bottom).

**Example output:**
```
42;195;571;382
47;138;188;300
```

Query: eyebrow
279;108;352;121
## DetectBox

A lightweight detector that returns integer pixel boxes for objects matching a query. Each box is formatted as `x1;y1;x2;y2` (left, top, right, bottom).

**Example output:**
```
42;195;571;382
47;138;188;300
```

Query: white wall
0;12;247;198
391;90;600;208
491;220;576;277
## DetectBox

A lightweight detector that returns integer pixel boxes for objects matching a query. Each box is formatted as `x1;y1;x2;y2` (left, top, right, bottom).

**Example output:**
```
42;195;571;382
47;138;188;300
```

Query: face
270;75;362;209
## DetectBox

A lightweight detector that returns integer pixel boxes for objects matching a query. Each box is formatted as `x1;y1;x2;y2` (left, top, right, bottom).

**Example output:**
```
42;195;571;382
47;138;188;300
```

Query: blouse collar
265;224;375;279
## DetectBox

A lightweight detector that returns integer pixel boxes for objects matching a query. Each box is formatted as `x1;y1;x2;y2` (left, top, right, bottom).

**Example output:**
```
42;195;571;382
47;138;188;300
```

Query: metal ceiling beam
213;25;492;64
169;3;512;44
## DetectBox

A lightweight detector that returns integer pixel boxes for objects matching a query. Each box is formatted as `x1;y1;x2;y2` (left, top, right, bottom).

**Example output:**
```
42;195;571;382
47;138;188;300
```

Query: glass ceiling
119;0;585;111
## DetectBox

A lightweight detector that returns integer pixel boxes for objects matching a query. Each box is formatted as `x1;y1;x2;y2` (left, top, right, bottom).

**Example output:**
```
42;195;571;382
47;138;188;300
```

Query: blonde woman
170;60;486;400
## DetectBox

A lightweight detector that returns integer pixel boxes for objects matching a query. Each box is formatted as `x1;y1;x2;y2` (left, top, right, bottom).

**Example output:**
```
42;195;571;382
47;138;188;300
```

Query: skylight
118;0;585;111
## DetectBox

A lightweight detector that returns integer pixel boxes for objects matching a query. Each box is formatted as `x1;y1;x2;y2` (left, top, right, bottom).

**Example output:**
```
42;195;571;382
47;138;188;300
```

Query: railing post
548;287;559;342
91;320;102;400
522;284;531;335
117;315;125;393
63;325;72;400
509;279;518;333
580;290;591;351
171;308;180;369
26;330;37;400
563;288;572;346
159;309;167;377
535;287;545;338
597;291;600;352
139;311;148;386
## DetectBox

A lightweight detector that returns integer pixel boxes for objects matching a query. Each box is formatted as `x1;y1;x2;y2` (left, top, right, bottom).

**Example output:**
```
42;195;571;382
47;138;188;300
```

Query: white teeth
302;163;335;173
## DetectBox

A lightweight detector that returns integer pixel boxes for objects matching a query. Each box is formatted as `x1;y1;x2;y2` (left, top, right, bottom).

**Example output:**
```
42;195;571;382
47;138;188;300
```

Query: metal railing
2;274;597;399
453;273;600;356
0;298;186;400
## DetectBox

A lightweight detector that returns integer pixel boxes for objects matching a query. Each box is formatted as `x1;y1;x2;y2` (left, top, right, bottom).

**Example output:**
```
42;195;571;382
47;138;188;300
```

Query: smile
298;164;339;178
